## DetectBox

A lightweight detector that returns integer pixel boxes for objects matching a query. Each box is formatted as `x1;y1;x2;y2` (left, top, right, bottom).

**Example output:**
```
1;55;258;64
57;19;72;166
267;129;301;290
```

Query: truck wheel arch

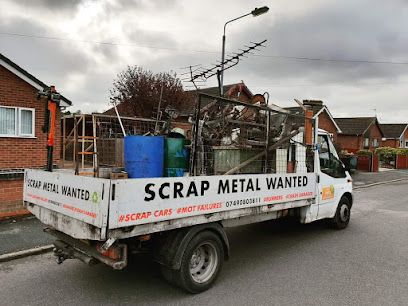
153;222;229;270
342;192;353;208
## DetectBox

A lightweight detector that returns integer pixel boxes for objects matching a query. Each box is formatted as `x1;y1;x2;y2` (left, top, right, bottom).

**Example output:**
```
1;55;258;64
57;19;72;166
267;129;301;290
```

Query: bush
357;149;372;156
395;148;408;156
375;147;396;158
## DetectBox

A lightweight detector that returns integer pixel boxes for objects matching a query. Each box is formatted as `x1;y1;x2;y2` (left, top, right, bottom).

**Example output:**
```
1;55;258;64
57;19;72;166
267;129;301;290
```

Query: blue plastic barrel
124;136;164;178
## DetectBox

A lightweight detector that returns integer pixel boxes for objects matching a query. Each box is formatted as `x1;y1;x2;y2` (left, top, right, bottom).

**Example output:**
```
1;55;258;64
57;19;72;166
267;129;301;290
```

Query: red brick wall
382;139;399;148
336;135;361;153
0;65;62;216
0;179;27;218
318;111;338;143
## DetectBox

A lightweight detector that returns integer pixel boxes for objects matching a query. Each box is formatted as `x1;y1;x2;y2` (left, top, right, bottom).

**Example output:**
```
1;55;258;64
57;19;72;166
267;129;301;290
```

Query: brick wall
0;179;26;218
0;65;62;216
318;111;338;143
382;139;399;148
336;135;361;153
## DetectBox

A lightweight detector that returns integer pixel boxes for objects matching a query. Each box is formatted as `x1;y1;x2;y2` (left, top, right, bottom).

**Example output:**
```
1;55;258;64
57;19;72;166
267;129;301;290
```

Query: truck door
317;134;348;219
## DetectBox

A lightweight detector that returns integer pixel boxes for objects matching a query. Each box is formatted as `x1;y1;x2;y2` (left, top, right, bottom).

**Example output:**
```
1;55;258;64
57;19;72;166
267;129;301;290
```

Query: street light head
251;6;269;17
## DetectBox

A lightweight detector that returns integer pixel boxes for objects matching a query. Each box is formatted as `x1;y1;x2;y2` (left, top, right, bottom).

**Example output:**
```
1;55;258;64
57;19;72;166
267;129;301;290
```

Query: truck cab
315;129;353;226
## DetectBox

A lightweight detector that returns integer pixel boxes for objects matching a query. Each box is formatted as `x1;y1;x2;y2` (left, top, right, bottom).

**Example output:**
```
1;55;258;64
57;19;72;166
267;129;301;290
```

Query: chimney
303;100;323;107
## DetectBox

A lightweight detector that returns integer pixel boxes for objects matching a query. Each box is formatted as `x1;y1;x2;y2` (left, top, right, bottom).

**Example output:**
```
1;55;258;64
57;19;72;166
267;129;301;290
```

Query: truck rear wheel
161;230;224;293
330;196;351;229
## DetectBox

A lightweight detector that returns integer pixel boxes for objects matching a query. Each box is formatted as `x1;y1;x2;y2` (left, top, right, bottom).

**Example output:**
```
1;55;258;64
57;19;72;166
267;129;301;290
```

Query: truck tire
330;196;351;229
161;230;224;293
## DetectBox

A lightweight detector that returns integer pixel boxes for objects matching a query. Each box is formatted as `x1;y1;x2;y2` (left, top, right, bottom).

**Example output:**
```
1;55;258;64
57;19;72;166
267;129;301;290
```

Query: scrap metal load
189;93;314;176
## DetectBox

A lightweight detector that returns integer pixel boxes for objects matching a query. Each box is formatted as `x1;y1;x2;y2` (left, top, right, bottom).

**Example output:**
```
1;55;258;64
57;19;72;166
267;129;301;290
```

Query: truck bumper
45;228;127;270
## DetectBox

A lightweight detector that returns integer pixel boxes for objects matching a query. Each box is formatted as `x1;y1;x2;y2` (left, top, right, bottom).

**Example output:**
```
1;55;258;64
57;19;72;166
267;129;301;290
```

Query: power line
1;31;408;65
254;54;408;65
249;81;408;88
0;32;218;54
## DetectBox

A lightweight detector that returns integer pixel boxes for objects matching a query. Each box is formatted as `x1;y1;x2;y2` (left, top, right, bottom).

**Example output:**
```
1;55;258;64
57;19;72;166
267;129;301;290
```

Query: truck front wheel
330;196;351;229
161;230;224;293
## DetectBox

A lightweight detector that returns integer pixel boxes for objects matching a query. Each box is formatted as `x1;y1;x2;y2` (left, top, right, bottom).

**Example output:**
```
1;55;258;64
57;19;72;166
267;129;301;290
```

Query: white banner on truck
110;172;316;228
24;169;109;228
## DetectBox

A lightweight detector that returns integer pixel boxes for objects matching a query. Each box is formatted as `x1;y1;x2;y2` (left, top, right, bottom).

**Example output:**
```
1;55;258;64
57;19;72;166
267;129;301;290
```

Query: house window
363;138;369;148
405;141;408;148
0;106;35;137
372;138;379;148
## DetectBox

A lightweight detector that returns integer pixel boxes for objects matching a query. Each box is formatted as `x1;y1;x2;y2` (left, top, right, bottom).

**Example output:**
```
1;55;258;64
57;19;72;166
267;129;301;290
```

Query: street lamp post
220;6;269;96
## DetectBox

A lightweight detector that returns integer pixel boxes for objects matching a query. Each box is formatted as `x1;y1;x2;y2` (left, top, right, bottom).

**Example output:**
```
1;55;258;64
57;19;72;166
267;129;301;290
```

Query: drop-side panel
109;173;316;229
24;169;110;229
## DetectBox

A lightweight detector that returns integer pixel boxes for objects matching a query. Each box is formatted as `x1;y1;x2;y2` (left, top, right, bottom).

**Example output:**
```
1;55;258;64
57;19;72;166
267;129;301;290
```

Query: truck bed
24;169;316;240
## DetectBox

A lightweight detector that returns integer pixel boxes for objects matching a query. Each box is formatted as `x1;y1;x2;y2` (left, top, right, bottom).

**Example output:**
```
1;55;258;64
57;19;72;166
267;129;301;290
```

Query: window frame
363;137;370;148
0;106;35;138
18;107;35;137
372;138;379;148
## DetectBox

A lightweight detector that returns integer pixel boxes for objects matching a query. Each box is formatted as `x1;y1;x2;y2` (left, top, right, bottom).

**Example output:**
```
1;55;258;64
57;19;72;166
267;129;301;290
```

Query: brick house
334;117;383;153
0;53;71;218
380;124;408;148
285;100;342;143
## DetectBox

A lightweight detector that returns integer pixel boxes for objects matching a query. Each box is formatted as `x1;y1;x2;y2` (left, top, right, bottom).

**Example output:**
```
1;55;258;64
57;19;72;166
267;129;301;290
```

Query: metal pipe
154;85;164;134
264;93;271;172
113;103;126;137
220;12;251;96
220;7;269;95
190;95;202;176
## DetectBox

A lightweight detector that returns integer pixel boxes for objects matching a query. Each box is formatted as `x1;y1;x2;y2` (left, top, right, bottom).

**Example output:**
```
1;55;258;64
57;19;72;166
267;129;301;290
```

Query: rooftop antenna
182;39;267;92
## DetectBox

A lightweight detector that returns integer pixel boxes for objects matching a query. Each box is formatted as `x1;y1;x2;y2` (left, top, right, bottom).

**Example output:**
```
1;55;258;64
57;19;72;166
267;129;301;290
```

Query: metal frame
190;93;311;176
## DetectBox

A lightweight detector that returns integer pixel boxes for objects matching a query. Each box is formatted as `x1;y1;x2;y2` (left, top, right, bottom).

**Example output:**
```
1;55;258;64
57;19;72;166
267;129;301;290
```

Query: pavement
351;168;408;187
0;168;407;257
0;216;53;256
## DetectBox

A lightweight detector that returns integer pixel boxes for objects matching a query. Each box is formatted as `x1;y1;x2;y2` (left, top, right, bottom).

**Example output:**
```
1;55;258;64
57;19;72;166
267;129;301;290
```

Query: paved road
1;181;408;306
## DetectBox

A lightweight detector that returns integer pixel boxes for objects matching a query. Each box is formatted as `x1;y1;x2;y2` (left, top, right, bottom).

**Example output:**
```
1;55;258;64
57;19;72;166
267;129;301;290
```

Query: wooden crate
110;172;128;180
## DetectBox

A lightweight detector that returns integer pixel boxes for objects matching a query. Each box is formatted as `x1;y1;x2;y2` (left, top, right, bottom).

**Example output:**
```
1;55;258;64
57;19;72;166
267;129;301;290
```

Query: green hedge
396;148;408;156
357;149;372;156
375;147;408;157
375;147;396;158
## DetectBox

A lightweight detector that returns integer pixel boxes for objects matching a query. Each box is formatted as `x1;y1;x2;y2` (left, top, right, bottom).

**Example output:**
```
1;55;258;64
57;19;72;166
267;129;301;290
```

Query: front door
317;134;348;219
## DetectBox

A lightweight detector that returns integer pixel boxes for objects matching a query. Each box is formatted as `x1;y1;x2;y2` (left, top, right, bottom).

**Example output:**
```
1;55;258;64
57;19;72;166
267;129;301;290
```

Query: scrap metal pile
190;93;312;176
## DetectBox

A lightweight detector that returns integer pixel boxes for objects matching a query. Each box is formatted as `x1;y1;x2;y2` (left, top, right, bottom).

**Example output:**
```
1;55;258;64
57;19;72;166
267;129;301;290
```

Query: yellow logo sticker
322;185;335;200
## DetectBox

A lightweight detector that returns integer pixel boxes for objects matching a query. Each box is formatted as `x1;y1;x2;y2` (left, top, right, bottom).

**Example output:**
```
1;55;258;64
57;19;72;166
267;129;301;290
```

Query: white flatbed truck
23;127;352;293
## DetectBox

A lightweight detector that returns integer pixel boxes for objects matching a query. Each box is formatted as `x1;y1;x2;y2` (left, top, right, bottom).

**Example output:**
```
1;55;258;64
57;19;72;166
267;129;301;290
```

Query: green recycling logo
91;192;100;204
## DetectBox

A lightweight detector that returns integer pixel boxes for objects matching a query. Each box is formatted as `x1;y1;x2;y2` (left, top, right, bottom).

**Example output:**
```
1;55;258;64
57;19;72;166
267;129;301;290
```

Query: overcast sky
1;0;407;122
